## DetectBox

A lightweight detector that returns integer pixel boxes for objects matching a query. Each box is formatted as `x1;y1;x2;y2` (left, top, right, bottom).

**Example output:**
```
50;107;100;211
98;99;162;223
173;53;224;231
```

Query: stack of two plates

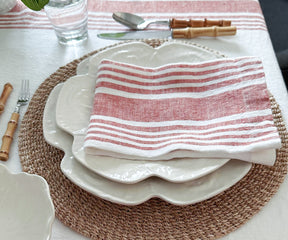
43;41;252;205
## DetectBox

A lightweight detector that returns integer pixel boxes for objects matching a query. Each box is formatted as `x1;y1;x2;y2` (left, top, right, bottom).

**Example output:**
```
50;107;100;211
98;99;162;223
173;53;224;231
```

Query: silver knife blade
97;26;237;40
98;26;236;40
97;30;172;40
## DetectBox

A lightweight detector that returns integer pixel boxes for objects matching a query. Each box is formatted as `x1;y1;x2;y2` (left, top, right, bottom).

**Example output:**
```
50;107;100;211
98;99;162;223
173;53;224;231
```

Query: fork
0;80;30;161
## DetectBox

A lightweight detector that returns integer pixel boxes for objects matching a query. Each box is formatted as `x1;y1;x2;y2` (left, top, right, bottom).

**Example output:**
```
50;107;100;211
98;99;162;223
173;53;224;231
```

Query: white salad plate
55;41;230;184
0;164;54;240
76;41;225;76
56;74;229;183
44;84;252;206
86;41;225;77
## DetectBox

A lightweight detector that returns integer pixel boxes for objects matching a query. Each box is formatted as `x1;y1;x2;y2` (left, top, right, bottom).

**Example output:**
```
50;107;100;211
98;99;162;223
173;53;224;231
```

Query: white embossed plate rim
44;84;252;205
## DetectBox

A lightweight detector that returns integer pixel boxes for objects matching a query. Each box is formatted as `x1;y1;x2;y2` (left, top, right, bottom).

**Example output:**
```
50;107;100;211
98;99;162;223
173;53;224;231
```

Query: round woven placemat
19;40;288;240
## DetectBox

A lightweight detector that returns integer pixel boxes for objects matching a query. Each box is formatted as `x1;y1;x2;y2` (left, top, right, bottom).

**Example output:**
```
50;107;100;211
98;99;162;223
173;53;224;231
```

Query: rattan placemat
19;40;288;240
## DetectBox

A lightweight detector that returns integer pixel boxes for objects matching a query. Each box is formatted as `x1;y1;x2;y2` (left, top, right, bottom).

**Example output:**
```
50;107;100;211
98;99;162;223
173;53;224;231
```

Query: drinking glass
44;0;88;44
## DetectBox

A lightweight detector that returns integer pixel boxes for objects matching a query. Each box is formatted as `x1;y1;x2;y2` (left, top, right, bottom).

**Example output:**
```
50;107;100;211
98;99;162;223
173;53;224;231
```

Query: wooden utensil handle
0;83;13;114
0;112;19;161
172;26;237;38
170;18;231;28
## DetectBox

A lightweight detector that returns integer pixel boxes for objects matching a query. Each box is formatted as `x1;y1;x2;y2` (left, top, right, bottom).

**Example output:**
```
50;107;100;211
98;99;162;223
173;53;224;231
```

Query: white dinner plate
44;84;252;206
55;41;230;183
0;164;54;240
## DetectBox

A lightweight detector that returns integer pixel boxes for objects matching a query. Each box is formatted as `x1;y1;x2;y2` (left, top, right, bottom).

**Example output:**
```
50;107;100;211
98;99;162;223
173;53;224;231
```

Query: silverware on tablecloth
97;26;237;40
0;83;13;114
0;80;30;161
113;12;232;30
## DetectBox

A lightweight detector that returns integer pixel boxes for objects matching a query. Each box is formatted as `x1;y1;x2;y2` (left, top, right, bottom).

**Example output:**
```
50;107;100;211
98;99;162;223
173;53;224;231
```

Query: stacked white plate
43;41;252;205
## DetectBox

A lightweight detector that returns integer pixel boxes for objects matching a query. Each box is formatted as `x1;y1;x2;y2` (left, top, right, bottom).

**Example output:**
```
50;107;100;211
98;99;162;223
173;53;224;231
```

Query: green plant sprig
21;0;49;11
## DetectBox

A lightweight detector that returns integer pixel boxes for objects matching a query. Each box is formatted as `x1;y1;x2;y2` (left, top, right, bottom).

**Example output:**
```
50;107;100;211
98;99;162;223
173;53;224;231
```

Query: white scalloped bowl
0;164;55;240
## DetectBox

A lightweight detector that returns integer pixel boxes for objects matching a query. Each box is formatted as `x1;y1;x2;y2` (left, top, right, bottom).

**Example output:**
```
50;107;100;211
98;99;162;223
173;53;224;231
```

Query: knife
0;83;13;114
98;26;237;40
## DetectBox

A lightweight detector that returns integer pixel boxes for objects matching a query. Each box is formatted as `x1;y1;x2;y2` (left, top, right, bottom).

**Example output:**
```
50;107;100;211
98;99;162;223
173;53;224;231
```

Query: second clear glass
44;0;88;44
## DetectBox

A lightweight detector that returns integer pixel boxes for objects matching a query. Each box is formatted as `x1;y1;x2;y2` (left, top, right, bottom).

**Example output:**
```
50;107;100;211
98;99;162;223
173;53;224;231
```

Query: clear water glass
44;0;88;44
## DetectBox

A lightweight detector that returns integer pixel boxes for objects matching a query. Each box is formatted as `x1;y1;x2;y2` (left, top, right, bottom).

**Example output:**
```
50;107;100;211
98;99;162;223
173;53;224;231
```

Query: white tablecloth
0;0;287;239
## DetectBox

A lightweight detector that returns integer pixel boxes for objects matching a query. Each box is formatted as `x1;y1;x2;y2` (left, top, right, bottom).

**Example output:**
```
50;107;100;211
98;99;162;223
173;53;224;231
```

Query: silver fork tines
15;79;30;113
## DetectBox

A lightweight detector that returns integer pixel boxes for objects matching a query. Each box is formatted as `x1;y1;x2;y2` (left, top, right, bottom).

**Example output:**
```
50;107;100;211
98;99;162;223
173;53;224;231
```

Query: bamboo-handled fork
0;80;30;161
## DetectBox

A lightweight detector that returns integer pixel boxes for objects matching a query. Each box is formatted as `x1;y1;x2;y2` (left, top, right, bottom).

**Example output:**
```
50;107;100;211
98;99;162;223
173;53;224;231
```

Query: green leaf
21;0;50;11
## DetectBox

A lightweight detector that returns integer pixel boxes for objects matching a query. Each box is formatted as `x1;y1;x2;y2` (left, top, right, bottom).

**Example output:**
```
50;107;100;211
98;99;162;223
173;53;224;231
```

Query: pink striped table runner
84;57;281;165
1;0;266;31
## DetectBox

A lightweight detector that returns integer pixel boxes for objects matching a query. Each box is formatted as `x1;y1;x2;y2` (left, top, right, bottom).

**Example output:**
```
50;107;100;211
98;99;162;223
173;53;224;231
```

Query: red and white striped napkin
84;57;281;165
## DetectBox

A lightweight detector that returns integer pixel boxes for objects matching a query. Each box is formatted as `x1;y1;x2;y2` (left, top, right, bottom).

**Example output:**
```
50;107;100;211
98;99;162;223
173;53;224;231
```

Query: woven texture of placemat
18;40;288;240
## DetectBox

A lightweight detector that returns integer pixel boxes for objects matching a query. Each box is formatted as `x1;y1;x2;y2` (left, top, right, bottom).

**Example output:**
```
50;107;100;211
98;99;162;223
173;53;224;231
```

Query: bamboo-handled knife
0;83;13;114
98;26;237;40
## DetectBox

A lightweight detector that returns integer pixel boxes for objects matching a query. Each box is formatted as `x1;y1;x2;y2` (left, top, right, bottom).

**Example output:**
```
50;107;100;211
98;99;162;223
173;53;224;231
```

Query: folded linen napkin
84;57;282;165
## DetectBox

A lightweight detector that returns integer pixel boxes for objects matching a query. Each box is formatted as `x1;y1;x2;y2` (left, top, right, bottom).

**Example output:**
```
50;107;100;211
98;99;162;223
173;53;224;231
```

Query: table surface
0;0;288;239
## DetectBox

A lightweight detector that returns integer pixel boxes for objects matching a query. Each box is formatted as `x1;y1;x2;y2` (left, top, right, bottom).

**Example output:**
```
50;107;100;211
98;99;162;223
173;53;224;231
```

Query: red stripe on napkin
88;114;275;133
85;134;278;151
95;73;265;94
91;84;270;122
87;123;275;138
